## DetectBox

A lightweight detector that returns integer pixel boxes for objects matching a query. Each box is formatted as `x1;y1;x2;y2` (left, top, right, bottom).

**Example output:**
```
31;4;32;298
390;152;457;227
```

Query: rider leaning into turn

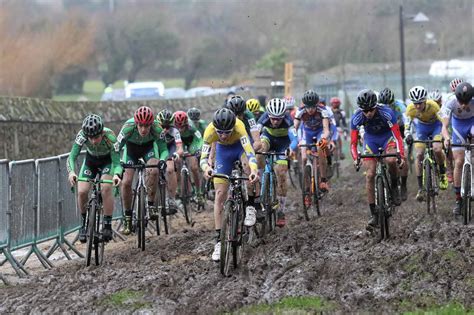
294;90;331;192
350;89;405;231
256;98;298;227
200;108;259;262
441;82;474;215
404;86;448;202
116;106;169;235
173;110;204;203
68;114;122;243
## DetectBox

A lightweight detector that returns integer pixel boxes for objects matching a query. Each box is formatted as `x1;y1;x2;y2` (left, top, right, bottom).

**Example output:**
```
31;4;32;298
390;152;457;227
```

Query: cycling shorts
414;120;442;149
261;129;290;165
451;116;474;151
300;128;323;145
363;132;396;157
79;153;113;179
214;141;245;184
122;140;158;164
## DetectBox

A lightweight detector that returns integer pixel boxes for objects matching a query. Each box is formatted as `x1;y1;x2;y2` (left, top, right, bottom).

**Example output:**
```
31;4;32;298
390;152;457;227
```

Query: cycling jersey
323;106;339;141
67;127;122;176
350;105;404;159
405;99;441;126
332;108;347;129
441;98;474;147
200;119;257;175
294;106;329;131
179;125;203;155
116;118;168;162
257;112;297;162
239;110;259;136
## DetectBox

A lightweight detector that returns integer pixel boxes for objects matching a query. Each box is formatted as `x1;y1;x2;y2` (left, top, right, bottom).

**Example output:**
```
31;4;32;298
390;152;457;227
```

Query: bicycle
256;151;285;236
288;151;302;189
76;176;115;266
413;138;442;214
179;152;199;225
299;138;326;221
122;159;165;251
213;161;249;277
452;135;473;225
357;149;401;240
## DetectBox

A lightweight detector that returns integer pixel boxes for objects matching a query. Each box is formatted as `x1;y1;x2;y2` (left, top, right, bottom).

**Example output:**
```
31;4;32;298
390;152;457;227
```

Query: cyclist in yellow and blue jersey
257;98;298;227
404;86;448;202
200;108;259;262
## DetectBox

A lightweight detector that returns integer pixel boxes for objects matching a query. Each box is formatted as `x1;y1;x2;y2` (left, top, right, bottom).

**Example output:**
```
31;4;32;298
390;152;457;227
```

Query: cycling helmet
157;109;174;127
225;95;246;115
266;98;286;118
187;107;201;121
174;111;188;128
319;97;326;105
356;89;378;110
134;106;154;125
450;78;464;92
455;82;473;104
428;89;442;102
302;90;320;106
330;97;341;107
246;98;261;113
409;86;428;104
283;96;296;110
82;114;104;137
213;108;236;131
379;88;395;105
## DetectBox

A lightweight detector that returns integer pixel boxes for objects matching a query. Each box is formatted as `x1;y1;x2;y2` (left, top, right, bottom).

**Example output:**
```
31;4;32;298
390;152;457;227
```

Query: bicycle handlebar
212;174;249;181
413;140;442;144
356;152;401;172
451;143;474;148
255;151;287;156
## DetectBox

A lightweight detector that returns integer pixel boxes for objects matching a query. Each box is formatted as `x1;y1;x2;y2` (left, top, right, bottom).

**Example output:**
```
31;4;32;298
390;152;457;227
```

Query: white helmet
266;98;286;118
283;96;296;110
428;89;442;102
409;86;428;103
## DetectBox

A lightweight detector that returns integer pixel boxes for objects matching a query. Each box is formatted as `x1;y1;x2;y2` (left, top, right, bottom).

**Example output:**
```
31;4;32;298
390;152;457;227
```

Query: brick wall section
0;92;250;160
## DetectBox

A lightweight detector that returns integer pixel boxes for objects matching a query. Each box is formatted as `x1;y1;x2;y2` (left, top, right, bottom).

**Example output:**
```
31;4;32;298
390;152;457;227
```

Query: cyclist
350;89;405;231
225;95;261;147
187;107;208;137
200;108;259;261
447;78;464;101
117;106;169;234
378;88;409;200
173;111;204;203
68;114;122;242
157;109;184;212
256;98;298;227
246;98;264;121
441;82;474;215
294;90;331;192
284;96;296;114
404;86;448;202
429;89;443;106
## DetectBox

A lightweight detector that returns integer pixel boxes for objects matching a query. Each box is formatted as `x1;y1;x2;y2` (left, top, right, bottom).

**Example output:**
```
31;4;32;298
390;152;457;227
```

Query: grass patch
234;296;336;314
404;253;423;273
402;302;471;315
99;289;151;311
441;249;459;262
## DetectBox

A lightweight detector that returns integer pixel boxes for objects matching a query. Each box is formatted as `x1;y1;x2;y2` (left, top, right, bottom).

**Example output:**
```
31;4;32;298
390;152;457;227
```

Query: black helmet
379;88;395;104
356;89;378;110
213;108;236;131
82;114;104;137
225;95;246;115
302;90;320;106
455;82;473;104
187;107;201;121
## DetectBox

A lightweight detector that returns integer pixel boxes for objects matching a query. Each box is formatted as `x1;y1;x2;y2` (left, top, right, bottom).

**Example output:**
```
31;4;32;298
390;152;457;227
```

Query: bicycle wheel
233;202;244;269
431;162;439;213
95;205;104;266
159;178;170;235
220;200;234;277
269;172;277;231
302;164;312;221
376;176;388;240
137;186;146;251
181;170;193;225
313;163;321;217
462;165;471;225
85;200;96;267
424;161;432;214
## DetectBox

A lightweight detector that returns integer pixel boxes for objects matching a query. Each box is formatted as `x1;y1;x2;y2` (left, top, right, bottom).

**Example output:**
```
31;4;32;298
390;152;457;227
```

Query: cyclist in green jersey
67;114;122;243
174;111;204;200
187;107;208;136
116;106;169;234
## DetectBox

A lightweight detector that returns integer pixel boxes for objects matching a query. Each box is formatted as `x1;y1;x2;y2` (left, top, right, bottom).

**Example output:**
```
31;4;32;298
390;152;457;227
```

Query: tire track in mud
1;162;473;314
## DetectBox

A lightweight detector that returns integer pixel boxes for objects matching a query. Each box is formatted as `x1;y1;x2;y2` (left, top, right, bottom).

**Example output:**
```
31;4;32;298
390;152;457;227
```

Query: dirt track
1;162;473;314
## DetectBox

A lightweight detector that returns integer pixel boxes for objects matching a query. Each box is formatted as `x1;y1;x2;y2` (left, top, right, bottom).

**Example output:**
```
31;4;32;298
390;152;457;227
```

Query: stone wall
0;92;250;160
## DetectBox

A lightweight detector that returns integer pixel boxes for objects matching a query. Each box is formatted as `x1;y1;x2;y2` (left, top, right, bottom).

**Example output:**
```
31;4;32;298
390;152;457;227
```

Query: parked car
125;81;165;100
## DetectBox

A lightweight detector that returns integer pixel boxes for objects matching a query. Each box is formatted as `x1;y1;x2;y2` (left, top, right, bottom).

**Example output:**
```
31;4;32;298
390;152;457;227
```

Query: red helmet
174;111;188;128
330;97;341;107
134;106;154;125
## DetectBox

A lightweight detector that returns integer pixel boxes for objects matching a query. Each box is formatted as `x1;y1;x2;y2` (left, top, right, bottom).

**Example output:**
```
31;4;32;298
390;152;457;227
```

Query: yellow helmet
246;98;261;113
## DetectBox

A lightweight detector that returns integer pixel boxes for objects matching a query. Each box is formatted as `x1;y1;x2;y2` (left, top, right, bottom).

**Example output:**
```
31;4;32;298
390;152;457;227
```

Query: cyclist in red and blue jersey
294;90;331;192
350;89;405;231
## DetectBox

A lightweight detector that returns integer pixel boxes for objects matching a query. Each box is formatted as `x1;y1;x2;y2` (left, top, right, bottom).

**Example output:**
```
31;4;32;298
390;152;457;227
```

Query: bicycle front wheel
302;164;312;221
138;186;146;251
95;206;104;266
462;165;471;225
182;170;193;225
376;176;389;240
220;200;234;277
424;160;432;214
85;200;97;267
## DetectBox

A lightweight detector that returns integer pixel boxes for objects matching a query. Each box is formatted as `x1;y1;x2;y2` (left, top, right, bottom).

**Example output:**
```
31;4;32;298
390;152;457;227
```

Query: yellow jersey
200;119;257;171
405;100;441;126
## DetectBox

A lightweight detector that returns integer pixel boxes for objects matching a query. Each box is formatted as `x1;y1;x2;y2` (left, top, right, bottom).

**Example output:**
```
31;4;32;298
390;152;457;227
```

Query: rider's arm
390;123;405;158
403;105;414;137
322;118;330;140
240;135;258;172
189;130;203;154
105;131;123;176
350;129;359;161
199;124;217;171
288;126;298;151
441;116;451;141
156;138;169;160
67;131;85;174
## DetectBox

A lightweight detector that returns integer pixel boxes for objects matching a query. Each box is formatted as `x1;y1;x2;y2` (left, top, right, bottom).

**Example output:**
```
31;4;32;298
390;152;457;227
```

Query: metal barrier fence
0;160;9;249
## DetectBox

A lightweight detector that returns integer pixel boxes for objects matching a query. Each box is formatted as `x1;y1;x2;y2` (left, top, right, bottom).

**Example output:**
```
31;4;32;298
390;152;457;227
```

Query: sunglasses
362;108;376;113
269;116;284;121
216;128;233;135
88;133;102;140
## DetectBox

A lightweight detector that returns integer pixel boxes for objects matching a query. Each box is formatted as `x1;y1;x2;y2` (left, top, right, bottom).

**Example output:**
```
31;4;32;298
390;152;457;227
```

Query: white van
125;81;165;100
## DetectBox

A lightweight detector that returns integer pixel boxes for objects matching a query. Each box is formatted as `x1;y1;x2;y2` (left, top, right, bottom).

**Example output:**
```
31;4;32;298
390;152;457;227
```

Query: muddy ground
0;162;473;314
